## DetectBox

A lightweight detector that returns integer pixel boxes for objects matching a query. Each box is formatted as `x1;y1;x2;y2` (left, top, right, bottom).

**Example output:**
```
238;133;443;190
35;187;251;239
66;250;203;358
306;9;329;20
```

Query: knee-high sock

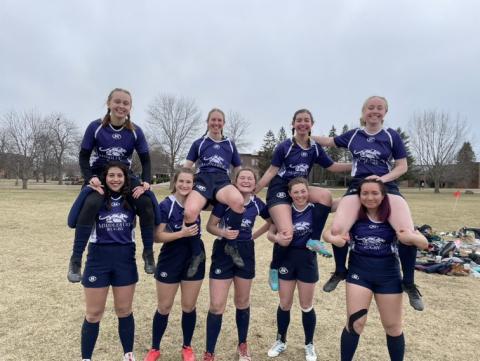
81;319;100;359
332;245;349;274
398;243;416;285
206;312;223;354
72;225;93;261
386;333;405;361
226;210;243;248
133;195;154;251
236;307;250;344
185;222;202;256
276;306;290;343
311;204;331;240
340;327;360;361
301;308;316;345
151;311;169;350
182;309;197;347
118;313;135;354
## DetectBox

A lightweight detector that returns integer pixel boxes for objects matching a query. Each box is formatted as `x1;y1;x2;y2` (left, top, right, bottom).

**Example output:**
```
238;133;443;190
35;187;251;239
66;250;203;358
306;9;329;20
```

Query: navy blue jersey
212;195;269;242
290;203;314;248
349;218;398;257
81;119;149;174
272;139;334;181
186;136;242;174
158;195;201;234
89;196;136;245
334;127;406;178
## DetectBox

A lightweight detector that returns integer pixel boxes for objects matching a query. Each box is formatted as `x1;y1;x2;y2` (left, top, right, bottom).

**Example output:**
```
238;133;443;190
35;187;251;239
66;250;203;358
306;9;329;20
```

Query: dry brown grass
1;180;479;360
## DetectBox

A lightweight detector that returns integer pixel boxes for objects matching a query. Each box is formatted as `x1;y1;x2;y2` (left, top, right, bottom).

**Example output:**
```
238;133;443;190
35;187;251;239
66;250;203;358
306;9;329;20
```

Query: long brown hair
291;109;313;146
101;88;135;131
357;179;391;222
100;161;132;210
170;167;195;193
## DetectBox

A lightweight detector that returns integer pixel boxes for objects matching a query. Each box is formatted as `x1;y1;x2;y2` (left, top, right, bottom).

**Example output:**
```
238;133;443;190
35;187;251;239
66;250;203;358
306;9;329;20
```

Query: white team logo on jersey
196;184;207;192
356;235;385;250
366;137;375;143
353;149;381;165
293;221;311;232
112;133;122;140
160;272;168;278
99;213;129;223
351;273;359;280
276;192;287;199
213;144;221;149
241;219;252;228
301;151;308;157
88;276;97;282
278;267;288;275
99;147;127;157
214;268;222;275
203;155;224;166
368;224;378;229
111;201;121;207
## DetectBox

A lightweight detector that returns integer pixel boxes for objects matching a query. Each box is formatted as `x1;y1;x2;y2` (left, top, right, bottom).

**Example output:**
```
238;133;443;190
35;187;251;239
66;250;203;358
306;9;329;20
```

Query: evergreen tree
277;126;288;143
396;127;416;181
257;130;277;176
325;125;341;162
454;142;476;188
456;142;476;163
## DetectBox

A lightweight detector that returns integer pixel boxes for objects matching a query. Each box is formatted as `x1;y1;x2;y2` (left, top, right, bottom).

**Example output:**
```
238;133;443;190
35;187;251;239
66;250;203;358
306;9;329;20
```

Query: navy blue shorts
82;243;138;288
266;176;292;209
155;238;206;283
194;172;232;203
278;247;318;283
346;252;402;294
344;178;402;197
210;239;255;280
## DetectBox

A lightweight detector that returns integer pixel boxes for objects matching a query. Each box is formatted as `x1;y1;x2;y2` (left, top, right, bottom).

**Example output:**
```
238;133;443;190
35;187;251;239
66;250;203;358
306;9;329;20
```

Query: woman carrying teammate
255;109;351;290
183;108;245;276
68;88;155;283
323;179;427;361
202;168;271;361
144;168;204;361
312;96;427;311
266;177;325;361
78;162;138;361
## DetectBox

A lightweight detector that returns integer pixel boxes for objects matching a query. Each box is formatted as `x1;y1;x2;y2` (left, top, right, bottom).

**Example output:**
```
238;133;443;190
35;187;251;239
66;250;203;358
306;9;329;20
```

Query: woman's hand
222;228;240;240
88;176;104;195
182;223;199;237
365;175;384;182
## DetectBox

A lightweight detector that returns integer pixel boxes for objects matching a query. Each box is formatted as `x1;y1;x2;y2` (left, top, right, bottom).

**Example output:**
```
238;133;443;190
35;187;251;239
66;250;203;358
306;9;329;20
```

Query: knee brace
348;309;368;336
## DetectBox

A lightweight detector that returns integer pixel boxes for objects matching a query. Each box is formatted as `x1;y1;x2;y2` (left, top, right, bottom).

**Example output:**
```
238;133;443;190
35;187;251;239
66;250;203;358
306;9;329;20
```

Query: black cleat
402;283;424;311
187;251;206;278
142;249;155;274
224;244;245;268
323;271;347;292
67;257;82;283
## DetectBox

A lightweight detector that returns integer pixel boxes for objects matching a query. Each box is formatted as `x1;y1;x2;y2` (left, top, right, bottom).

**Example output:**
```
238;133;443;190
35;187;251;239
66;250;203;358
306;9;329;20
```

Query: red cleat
144;348;160;361
182;346;196;361
203;351;215;361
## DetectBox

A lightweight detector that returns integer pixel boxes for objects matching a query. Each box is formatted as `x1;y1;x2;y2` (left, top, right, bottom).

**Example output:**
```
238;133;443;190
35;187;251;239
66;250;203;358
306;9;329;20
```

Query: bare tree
146;94;202;177
224;110;251;151
3;110;42;189
408;110;467;193
44;113;80;184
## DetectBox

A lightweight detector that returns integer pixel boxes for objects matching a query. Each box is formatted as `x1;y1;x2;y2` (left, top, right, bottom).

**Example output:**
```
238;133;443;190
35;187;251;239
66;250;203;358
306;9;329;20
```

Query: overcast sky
1;0;479;156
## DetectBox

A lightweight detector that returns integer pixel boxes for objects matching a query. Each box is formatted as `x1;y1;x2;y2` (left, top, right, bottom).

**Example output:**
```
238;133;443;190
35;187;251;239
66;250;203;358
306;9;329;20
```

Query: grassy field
0;180;479;361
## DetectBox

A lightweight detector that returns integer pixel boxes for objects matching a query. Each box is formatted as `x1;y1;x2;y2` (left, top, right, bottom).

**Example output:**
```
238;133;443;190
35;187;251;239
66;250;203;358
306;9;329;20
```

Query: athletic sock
276;306;290;343
227;210;243;230
152;310;169;350
140;225;154;252
270;243;287;269
332;244;349;274
185;222;202;256
206;312;223;354
236;307;250;345
386;333;405;361
72;225;93;260
301;308;316;345
118;313;135;353
398;243;416;285
311;204;331;240
81;319;99;359
182;309;197;347
340;327;360;361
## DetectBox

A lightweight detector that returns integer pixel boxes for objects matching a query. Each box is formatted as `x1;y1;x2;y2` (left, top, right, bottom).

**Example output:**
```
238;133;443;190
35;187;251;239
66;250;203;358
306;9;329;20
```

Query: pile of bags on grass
414;226;480;278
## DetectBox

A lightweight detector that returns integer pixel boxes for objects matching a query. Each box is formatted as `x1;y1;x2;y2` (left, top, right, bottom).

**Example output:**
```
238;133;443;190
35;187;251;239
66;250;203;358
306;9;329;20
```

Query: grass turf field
0;180;479;361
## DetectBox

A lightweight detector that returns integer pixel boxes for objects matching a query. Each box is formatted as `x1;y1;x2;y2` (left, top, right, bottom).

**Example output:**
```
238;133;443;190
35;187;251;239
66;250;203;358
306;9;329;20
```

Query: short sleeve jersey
89;196;136;244
212;195;269;242
81;119;149;174
272;139;334;181
349;218;398;257
186;136;242;174
158;195;201;234
290;203;314;248
334;127;406;178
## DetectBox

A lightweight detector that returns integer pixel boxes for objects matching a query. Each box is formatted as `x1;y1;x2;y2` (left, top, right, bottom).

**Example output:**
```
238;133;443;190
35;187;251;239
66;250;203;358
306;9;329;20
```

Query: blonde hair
171;167;195;193
102;88;134;130
359;96;388;126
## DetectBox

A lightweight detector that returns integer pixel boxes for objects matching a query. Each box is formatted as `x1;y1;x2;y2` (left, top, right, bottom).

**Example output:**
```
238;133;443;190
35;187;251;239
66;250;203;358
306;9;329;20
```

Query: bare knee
184;207;199;224
350;317;367;335
347;309;368;335
181;300;197;313
229;197;244;213
384;323;402;337
157;302;173;315
279;300;293;311
114;305;133;318
234;295;250;310
209;300;226;315
299;301;313;311
85;308;104;323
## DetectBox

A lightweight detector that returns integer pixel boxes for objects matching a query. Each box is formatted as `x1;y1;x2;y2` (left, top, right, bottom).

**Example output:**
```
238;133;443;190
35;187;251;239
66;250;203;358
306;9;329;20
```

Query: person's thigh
233;277;253;309
84;287;109;322
278;279;296;310
155;281;180;314
112;284;136;317
374;293;403;336
297;281;316;309
209;278;233;314
180;280;203;312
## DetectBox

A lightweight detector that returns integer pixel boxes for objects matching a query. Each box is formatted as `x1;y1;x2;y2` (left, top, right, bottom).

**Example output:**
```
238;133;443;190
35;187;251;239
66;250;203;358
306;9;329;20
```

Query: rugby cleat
322;271;347;292
267;340;287;357
268;269;279;291
202;352;215;361
142;249;156;274
402;283;424;311
67;256;82;283
123;352;136;361
224;244;245;268
237;342;252;361
305;343;317;361
187;251;206;278
143;349;160;361
182;346;196;361
306;239;332;258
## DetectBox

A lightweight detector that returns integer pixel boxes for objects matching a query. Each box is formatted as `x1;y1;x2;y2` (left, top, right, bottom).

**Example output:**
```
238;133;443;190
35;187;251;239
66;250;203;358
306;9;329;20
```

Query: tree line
1;98;476;193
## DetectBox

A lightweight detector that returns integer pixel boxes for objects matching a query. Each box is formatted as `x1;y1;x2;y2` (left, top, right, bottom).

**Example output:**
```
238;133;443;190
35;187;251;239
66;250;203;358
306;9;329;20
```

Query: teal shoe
269;268;279;291
306;239;332;258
